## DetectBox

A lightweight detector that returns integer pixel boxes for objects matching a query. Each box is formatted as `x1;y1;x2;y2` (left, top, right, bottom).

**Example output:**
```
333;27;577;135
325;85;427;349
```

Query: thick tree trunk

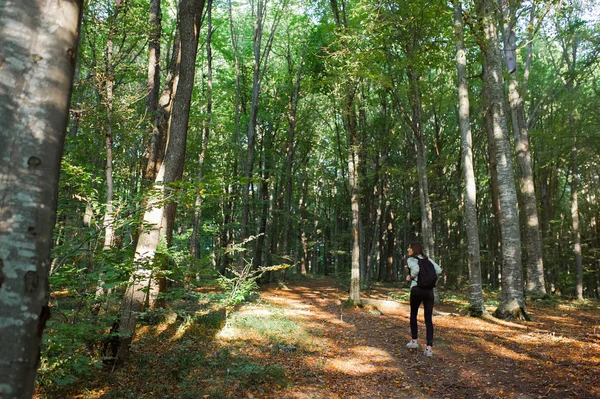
454;0;485;315
118;0;206;360
478;0;527;319
0;0;82;396
501;0;546;297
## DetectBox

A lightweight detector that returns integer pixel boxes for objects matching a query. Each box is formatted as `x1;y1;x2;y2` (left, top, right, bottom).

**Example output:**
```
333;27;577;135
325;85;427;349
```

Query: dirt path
245;277;600;399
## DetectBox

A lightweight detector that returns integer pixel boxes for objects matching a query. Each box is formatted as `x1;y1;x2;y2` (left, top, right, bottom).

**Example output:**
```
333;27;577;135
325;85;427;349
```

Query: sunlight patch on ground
349;345;395;362
485;341;534;361
217;323;237;339
241;307;274;317
324;346;397;376
282;308;315;317
153;322;172;337
327;356;388;375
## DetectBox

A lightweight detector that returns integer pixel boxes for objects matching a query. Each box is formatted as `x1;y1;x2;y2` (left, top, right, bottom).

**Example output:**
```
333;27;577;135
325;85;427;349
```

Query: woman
405;241;442;357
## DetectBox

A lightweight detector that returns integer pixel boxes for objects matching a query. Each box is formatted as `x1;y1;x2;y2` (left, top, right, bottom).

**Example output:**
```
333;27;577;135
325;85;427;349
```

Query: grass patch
388;290;410;302
227;304;309;348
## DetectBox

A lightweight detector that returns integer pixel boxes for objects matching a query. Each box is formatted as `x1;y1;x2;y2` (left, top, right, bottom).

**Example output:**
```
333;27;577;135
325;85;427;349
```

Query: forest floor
39;276;600;399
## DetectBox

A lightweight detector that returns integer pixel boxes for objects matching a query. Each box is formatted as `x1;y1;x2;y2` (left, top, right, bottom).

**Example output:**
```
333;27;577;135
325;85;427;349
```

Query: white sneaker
406;340;418;349
424;348;433;357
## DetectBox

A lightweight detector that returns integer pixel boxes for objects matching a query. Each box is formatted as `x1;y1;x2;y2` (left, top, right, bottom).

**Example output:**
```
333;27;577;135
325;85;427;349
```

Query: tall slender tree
454;0;485;315
191;0;214;258
329;0;362;303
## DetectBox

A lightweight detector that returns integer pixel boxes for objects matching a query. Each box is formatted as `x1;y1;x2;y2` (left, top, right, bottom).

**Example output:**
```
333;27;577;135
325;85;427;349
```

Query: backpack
415;257;437;289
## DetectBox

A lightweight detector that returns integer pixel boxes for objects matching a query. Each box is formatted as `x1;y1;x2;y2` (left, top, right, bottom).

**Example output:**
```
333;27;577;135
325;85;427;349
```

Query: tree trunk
384;197;396;282
407;68;435;258
280;43;305;270
454;0;485;315
145;0;171;182
190;0;213;259
299;175;309;276
0;0;82;396
347;111;361;303
330;0;361;303
570;114;583;299
118;0;206;360
478;0;527;319
560;30;584;299
95;3;123;302
240;0;286;244
501;0;546;297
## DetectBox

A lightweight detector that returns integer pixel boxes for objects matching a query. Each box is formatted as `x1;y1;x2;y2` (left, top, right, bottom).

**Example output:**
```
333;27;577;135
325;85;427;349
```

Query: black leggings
410;286;434;346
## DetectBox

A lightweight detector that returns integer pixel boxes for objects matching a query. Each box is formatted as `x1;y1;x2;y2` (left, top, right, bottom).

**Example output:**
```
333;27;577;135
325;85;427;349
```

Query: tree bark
407;69;435;258
330;0;361;303
144;0;163;180
501;0;546;297
559;28;584;300
477;0;527;319
190;0;213;259
95;1;125;302
454;0;485;315
346;95;361;303
570;114;583;300
281;42;305;270
118;0;206;360
0;0;82;396
240;0;287;245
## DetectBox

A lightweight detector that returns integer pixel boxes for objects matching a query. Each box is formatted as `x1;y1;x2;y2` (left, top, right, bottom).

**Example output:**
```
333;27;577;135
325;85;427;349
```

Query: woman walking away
406;241;442;357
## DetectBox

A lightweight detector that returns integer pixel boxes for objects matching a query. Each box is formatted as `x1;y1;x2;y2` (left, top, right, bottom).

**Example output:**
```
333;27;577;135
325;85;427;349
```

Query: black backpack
415;257;438;289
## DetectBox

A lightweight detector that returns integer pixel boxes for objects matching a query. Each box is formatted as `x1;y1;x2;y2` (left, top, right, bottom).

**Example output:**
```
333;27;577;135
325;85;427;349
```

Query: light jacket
407;255;442;289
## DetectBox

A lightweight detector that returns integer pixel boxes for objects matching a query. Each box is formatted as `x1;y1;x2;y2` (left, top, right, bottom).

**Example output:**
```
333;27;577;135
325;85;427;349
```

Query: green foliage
388;290;410;302
229;308;304;344
217;237;292;306
38;320;103;387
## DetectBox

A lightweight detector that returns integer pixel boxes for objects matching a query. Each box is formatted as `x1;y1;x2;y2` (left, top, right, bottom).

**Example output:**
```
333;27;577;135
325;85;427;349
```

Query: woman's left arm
430;258;443;275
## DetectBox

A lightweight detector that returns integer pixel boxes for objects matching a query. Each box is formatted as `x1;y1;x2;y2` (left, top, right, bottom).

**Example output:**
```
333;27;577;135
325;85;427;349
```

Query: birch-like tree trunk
385;199;396;282
501;0;546;297
346;92;361;303
478;0;527;319
118;0;206;360
454;0;485;315
569;113;583;300
0;0;82;396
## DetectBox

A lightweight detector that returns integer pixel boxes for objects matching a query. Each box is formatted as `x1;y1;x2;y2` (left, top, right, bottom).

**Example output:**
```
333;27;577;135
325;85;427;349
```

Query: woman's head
408;241;426;258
